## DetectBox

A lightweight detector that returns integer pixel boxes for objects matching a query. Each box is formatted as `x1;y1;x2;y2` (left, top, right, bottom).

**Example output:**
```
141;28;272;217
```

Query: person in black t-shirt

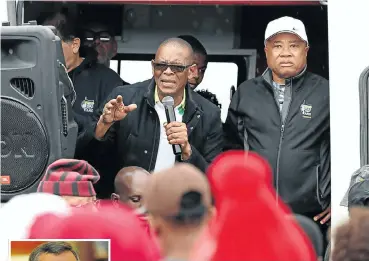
42;12;128;198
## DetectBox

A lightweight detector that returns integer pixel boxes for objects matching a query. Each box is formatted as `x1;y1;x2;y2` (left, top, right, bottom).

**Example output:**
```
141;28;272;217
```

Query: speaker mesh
1;98;49;193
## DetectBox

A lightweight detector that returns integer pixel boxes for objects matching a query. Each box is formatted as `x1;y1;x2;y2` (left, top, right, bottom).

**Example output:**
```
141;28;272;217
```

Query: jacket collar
144;78;200;123
262;65;307;90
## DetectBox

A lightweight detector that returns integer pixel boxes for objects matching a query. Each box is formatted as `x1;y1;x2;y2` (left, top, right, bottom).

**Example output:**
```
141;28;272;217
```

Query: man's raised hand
101;95;137;124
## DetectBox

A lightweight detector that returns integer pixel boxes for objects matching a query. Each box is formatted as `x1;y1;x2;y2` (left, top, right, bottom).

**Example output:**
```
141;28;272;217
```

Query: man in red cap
37;159;100;208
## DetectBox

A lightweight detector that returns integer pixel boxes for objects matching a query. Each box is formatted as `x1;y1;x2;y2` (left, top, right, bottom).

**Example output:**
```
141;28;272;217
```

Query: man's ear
148;215;163;237
188;64;198;79
305;45;310;57
72;37;81;54
111;193;120;202
111;39;118;57
151;60;155;76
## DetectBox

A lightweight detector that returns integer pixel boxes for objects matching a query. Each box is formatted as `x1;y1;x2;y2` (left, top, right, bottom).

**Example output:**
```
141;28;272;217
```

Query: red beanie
37;159;100;197
28;201;161;261
190;151;317;261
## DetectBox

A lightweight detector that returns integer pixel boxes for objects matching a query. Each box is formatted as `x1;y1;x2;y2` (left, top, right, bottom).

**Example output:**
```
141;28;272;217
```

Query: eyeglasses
84;30;112;43
152;60;191;73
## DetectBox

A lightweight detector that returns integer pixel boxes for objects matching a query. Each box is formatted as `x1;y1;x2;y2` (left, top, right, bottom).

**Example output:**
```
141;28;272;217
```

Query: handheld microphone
162;96;182;155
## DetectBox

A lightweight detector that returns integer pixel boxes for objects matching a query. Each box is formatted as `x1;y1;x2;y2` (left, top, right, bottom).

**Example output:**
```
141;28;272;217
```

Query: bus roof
63;0;322;5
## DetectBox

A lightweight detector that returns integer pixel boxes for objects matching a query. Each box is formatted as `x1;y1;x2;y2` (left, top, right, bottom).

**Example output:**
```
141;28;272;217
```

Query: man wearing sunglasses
82;22;118;68
42;13;129;199
79;37;223;175
178;35;208;89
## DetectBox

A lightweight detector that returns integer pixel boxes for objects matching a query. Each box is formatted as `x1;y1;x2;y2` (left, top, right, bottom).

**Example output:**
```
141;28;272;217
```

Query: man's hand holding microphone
162;96;192;161
95;95;137;139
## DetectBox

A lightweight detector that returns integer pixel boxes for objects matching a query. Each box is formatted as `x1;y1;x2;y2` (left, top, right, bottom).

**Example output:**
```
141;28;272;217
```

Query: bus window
359;66;369;166
117;60;238;122
109;60;119;74
119;60;152;83
195;62;238;122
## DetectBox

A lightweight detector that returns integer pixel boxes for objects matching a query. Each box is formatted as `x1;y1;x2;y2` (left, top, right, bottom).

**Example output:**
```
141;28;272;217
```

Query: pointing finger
124;104;137;113
116;95;123;104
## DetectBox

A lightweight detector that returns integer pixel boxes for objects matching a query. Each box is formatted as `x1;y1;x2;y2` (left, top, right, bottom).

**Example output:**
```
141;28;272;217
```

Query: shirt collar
154;86;186;114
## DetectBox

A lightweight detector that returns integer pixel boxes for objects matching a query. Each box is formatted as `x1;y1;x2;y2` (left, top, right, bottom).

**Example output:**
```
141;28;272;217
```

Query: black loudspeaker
1;25;78;202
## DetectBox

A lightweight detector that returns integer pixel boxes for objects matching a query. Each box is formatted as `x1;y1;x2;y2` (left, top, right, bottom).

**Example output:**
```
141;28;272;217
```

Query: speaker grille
1;98;49;193
10;77;35;98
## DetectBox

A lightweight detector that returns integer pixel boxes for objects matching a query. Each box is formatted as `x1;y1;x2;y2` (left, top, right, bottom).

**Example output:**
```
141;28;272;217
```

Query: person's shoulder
110;79;152;96
306;71;329;86
237;75;264;91
191;90;221;115
93;63;123;79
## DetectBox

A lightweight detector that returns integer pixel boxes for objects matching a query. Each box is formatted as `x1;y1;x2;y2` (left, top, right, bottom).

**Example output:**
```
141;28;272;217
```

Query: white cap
264;16;309;46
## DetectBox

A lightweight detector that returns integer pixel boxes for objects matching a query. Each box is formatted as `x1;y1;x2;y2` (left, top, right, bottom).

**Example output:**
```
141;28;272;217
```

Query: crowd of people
7;5;369;261
1;153;326;261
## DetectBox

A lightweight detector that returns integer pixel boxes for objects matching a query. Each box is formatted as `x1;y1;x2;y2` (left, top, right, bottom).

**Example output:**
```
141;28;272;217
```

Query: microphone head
162;96;175;106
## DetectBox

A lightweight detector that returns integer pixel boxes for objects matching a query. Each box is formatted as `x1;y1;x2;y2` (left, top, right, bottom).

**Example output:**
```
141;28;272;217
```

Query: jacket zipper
315;164;322;206
148;106;160;171
275;81;293;206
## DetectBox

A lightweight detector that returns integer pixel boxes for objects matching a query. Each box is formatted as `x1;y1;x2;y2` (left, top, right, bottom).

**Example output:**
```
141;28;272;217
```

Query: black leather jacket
78;78;224;175
224;69;330;214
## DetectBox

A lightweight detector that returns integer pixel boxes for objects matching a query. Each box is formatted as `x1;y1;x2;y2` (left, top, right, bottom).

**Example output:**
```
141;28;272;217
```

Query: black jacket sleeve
75;87;122;154
223;85;247;151
182;109;223;172
319;129;331;209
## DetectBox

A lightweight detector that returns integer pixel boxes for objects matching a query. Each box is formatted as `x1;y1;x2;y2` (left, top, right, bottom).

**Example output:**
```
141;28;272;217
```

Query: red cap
29;201;161;261
190;151;317;261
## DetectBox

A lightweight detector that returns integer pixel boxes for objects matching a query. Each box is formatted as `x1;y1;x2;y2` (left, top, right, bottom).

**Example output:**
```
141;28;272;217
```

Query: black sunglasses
84;30;112;43
152;60;191;73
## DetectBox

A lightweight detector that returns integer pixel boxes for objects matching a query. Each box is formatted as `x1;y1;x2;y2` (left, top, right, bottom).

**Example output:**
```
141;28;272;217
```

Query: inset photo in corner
9;240;110;261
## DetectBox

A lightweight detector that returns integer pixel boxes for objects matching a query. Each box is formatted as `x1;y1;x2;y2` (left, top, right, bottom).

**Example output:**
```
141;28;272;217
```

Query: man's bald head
112;166;150;209
153;38;196;102
155;37;194;64
158;37;193;52
114;166;149;194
